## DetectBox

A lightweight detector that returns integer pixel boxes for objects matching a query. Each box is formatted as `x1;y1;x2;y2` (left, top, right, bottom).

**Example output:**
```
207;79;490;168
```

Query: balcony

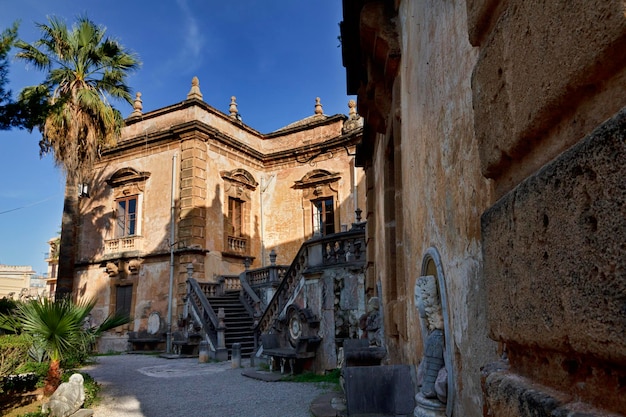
225;235;248;256
105;236;142;254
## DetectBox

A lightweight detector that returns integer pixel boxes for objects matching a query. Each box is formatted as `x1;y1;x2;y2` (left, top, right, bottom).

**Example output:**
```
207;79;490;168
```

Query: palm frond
14;15;140;180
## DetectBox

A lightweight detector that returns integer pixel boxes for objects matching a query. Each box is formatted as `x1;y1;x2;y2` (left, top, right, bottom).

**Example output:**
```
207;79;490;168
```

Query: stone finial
269;249;277;265
314;97;323;115
229;96;239;118
187;76;203;100
130;92;143;117
343;98;364;132
348;99;358;119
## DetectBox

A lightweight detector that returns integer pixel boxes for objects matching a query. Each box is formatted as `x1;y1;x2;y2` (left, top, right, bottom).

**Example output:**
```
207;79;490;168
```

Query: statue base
414;392;446;417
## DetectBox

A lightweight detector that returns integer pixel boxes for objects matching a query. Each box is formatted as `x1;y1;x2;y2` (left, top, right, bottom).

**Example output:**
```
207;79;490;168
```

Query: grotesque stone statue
42;373;85;417
359;296;382;347
415;276;447;404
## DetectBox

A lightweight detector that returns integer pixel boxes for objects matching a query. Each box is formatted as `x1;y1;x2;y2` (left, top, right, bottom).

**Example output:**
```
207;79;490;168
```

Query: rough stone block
343;365;414;416
472;0;626;179
466;0;502;46
482;107;626;360
481;108;626;411
483;366;624;417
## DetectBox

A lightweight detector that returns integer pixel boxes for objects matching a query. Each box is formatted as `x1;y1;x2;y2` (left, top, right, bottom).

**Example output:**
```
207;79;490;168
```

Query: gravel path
82;354;330;417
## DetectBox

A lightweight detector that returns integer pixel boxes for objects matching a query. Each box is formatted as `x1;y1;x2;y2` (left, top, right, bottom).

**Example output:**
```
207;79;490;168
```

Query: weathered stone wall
396;2;498;415
469;0;626;197
482;109;626;413
351;1;498;415
470;1;626;415
343;0;626;415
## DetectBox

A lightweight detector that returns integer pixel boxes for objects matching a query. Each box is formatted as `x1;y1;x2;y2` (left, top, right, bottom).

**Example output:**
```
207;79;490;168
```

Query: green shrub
0;334;32;378
282;368;341;390
16;361;49;381
60;339;93;369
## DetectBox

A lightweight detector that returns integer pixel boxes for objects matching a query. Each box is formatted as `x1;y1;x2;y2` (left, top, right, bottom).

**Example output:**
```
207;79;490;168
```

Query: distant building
0;265;36;299
45;237;59;298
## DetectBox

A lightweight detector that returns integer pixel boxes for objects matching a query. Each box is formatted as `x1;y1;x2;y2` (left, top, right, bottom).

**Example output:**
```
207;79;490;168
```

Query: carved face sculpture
367;296;379;313
415;276;444;332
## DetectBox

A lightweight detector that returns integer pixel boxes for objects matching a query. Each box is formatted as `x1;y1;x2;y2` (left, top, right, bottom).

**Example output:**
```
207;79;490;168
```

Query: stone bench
172;333;203;356
262;333;320;375
127;332;165;352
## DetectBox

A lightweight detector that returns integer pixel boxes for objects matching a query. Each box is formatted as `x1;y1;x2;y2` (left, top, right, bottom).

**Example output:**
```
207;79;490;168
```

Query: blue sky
0;0;353;274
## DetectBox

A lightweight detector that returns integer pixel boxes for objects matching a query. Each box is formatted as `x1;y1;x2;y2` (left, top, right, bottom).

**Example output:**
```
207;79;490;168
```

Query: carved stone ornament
127;259;140;274
41;373;85;417
105;262;119;277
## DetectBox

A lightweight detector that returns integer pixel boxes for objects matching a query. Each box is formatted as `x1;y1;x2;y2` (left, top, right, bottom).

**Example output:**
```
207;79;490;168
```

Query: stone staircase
207;290;255;358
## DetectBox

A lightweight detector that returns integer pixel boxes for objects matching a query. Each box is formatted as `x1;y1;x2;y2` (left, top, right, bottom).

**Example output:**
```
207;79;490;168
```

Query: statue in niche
415;275;447;406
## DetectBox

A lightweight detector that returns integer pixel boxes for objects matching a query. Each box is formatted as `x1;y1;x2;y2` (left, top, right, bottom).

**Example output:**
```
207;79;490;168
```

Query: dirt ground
0;388;45;416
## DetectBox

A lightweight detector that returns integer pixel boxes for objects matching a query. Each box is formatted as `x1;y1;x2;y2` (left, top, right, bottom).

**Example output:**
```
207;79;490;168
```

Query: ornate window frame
294;170;341;238
105;168;150;254
221;169;258;257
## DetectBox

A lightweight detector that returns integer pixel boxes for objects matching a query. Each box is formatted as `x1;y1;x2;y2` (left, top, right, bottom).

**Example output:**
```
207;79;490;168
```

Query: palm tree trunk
55;176;78;299
43;358;61;396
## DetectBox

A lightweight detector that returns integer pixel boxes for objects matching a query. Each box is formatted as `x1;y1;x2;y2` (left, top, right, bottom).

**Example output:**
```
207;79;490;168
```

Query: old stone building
0;264;36;299
70;78;365;352
341;1;625;416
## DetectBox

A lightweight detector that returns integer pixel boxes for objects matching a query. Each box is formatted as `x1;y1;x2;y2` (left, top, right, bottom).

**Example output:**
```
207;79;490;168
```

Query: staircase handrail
186;277;219;351
246;265;288;286
239;271;263;319
255;226;366;334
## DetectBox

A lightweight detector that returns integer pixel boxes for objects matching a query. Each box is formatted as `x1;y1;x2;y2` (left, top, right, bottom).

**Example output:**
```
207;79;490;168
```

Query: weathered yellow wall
363;1;498;415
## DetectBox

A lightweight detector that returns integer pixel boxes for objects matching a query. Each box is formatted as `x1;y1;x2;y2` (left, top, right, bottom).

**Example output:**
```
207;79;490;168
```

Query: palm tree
0;297;129;395
15;16;140;298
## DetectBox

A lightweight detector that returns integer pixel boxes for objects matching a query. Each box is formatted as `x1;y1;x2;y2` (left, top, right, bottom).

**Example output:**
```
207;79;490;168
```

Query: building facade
0;265;36;299
341;1;625;416
70;79;365;352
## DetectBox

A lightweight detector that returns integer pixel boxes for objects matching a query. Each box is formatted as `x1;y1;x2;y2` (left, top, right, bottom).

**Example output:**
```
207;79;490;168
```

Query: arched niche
414;247;455;417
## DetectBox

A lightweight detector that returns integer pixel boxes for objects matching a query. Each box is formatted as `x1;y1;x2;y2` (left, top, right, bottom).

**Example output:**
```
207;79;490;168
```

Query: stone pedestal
231;342;241;368
214;347;228;361
198;341;209;363
343;365;415;416
414;392;446;417
343;339;386;367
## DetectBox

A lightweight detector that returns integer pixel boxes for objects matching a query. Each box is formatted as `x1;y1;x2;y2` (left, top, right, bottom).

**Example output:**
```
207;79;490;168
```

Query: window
228;197;243;237
116;196;138;237
115;285;133;319
295;170;341;238
313;197;335;236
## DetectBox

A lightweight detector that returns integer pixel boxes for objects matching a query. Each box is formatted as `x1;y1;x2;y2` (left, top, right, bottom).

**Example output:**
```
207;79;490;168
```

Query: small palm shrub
0;297;128;395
